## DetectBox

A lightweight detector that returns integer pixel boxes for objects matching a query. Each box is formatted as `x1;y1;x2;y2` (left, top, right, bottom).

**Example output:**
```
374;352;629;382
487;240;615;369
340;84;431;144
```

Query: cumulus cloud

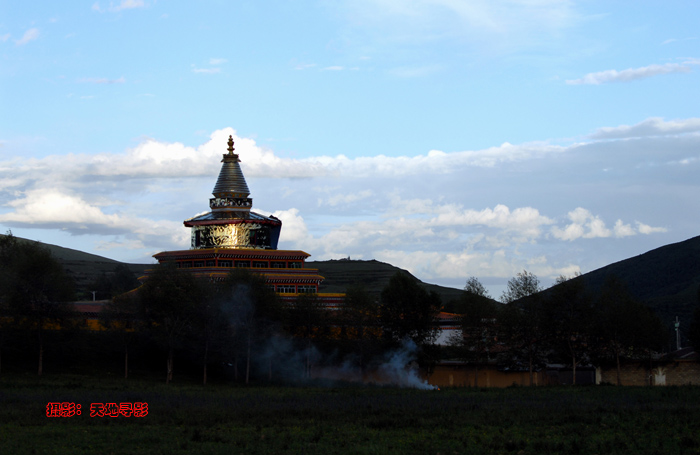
613;220;635;238
589;117;700;140
566;62;695;85
551;208;610;241
15;28;39;46
0;188;187;249
550;208;665;241
637;222;667;234
0;122;685;281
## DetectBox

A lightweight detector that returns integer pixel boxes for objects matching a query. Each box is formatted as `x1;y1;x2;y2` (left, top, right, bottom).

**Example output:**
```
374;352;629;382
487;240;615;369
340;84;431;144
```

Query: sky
1;1;699;298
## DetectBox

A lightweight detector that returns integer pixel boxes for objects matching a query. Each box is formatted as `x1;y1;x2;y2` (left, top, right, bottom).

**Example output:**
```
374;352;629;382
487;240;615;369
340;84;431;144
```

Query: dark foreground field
1;375;699;455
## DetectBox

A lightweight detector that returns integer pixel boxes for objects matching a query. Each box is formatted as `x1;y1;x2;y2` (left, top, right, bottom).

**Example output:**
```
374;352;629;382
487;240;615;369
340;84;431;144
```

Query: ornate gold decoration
191;223;271;249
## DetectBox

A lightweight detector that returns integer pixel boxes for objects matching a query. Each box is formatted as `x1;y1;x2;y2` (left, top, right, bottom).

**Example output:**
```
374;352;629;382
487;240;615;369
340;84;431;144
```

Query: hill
2;235;464;305
307;259;465;305
8;233;698;324
1;235;152;299
564;235;700;327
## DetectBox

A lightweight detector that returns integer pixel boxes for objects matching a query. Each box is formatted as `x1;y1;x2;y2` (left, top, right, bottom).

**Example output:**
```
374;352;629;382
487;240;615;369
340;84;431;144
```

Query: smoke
307;339;437;390
215;281;436;389
373;339;437;390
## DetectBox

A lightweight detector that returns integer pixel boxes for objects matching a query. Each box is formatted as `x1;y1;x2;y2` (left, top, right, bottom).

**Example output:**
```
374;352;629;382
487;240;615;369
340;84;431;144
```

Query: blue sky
1;1;699;297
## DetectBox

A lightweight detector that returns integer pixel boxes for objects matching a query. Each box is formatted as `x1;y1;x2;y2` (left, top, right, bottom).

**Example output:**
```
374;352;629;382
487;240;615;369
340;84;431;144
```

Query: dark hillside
2;235;151;299
2;236;464;305
308;259;464;305
561;235;700;327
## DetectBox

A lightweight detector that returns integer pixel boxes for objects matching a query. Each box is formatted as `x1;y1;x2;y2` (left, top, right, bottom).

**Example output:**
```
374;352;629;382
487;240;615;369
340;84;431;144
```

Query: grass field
1;374;700;454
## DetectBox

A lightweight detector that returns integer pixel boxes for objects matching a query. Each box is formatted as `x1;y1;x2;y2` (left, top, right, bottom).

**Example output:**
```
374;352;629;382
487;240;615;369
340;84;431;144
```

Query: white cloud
271;208;310;244
0;122;686;283
340;0;579;54
636;222;667;235
551;208;610;241
318;190;373;207
209;58;227;65
77;76;126;84
613;220;635;238
388;65;443;78
589;117;700;140
15;28;39;46
93;0;145;13
192;67;221;74
566;62;695;85
550;208;666;241
1;33;10;42
322;66;344;71
294;63;317;70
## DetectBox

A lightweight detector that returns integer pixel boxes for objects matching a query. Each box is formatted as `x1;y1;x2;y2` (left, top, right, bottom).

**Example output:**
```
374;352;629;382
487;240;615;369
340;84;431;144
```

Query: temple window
206;260;215;267
289;262;302;269
235;261;250;268
277;285;295;293
219;260;232;267
271;261;286;268
180;262;192;268
253;261;268;268
297;285;317;294
194;261;205;268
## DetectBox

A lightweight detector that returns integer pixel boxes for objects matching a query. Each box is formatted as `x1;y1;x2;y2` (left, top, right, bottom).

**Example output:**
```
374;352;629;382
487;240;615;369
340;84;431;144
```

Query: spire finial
227;135;235;154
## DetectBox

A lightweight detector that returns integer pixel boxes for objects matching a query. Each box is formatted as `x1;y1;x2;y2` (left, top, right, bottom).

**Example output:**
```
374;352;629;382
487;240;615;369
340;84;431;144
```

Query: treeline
448;271;700;386
0;233;443;383
2;232;699;386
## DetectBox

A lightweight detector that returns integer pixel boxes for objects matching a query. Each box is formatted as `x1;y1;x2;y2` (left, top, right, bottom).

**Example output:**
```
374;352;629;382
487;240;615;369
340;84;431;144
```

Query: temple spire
210;135;252;211
227;135;236;156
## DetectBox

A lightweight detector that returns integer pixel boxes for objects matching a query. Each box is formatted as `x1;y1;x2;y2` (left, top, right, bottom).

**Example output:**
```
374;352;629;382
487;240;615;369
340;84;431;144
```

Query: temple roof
184;210;280;226
213;135;250;198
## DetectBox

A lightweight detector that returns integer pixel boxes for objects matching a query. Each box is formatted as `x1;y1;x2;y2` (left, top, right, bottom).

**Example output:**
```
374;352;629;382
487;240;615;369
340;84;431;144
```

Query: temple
153;136;342;305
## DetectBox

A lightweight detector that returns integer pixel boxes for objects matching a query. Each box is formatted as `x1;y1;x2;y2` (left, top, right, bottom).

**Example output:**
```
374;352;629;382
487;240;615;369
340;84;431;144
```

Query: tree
500;270;541;304
464;276;491;299
0;233;76;375
189;286;227;386
139;263;207;384
545;275;593;385
219;268;281;384
287;292;325;378
90;264;140;300
592;277;636;385
499;294;549;386
689;287;700;352
102;291;142;380
340;284;382;376
379;272;440;347
448;285;499;387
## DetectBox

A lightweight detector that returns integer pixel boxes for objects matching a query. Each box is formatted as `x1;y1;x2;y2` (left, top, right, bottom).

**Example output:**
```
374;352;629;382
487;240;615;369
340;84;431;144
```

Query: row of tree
0;232;441;383
450;271;674;386
1;232;699;386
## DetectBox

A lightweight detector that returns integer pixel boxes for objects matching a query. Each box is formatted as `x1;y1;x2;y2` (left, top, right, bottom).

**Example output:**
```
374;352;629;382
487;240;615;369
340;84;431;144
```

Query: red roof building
152;135;342;302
